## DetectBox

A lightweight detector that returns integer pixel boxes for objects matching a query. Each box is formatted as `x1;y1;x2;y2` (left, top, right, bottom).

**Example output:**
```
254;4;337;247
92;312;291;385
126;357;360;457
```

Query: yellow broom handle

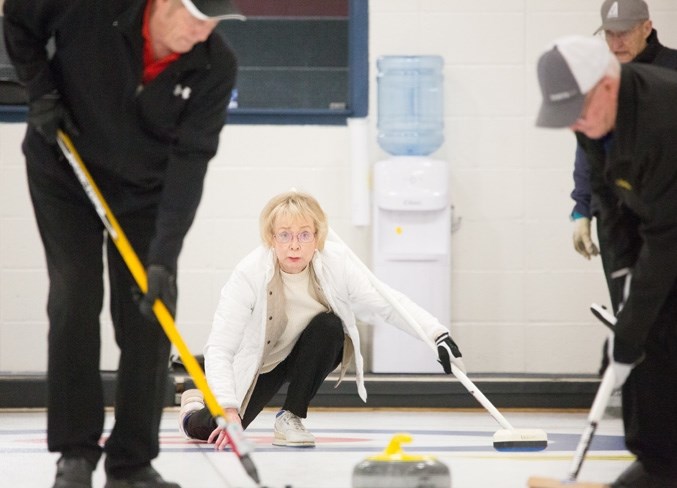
56;130;227;425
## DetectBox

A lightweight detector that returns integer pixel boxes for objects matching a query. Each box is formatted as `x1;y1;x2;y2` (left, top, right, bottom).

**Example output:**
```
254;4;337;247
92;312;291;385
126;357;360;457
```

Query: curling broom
328;227;548;450
56;130;261;486
528;304;619;488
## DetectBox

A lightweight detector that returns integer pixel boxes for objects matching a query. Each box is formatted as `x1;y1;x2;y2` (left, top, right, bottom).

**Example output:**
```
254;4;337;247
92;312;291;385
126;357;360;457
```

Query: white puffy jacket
204;237;449;410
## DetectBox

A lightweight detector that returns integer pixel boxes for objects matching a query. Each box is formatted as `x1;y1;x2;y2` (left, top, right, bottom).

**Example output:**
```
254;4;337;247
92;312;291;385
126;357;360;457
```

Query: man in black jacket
536;36;677;487
2;1;240;487
570;0;677;315
571;0;677;379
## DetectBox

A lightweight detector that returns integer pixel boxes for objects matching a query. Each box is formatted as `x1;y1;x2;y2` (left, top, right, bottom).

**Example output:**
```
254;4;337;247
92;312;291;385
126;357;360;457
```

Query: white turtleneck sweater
261;265;328;373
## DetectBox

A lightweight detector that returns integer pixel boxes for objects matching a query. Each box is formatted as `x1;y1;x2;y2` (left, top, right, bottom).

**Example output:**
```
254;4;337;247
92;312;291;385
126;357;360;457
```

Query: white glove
573;217;599;260
607;333;641;390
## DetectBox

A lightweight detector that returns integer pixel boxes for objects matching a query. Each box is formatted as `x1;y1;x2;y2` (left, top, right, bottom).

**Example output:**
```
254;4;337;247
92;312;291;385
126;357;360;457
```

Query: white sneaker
179;389;204;439
273;410;315;447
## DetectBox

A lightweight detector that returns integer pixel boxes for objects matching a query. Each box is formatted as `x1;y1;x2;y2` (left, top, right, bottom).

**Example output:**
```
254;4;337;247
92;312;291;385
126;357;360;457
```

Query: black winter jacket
571;29;677;219
3;0;238;270
578;64;677;362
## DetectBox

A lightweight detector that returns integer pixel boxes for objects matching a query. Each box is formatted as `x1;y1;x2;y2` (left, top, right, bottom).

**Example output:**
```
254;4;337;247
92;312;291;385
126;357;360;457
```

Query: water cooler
371;55;450;373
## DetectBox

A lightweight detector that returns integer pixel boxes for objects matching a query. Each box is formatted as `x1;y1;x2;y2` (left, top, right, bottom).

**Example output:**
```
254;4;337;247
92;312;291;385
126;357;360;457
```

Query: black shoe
104;466;181;488
612;460;677;488
52;456;94;488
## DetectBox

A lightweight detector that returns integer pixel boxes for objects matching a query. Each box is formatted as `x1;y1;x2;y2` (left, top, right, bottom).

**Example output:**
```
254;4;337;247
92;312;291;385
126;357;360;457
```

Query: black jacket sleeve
607;65;677;362
570;143;592;218
612;209;677;362
146;37;238;271
576;133;641;274
2;0;74;99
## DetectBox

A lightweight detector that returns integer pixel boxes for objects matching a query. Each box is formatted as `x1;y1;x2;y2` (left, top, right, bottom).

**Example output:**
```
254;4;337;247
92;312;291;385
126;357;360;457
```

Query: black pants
622;279;677;479
185;312;344;440
26;144;171;477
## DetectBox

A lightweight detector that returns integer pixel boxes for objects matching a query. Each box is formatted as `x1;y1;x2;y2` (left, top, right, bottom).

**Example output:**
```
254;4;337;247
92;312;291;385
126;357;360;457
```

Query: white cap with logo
535;36;613;128
181;0;246;21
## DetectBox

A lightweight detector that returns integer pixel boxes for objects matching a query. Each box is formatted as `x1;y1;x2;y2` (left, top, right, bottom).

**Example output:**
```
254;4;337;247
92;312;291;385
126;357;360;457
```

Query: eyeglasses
273;230;315;244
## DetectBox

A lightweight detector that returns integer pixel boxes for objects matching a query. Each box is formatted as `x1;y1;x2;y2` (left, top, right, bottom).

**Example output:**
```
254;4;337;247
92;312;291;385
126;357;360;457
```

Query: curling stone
352;433;450;488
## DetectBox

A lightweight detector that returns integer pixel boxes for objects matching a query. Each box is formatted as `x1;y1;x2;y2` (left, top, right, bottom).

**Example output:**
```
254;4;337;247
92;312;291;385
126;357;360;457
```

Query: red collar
142;0;181;84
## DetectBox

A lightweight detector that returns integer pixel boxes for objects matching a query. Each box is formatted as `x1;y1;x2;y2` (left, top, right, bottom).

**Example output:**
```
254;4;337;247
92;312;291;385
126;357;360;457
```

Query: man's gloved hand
435;332;466;374
28;90;79;144
573;217;599;260
607;333;643;390
139;265;177;321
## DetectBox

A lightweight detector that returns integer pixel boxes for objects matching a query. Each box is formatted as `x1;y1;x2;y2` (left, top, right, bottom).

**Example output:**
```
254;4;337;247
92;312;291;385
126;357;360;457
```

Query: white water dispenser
371;55;450;373
371;157;450;373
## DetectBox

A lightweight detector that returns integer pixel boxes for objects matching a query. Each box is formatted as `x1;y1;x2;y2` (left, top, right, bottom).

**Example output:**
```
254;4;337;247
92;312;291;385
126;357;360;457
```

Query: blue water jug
377;55;444;156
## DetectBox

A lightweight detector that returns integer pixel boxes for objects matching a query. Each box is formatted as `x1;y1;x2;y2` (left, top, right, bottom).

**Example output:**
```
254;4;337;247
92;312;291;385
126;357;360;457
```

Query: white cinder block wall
2;0;676;375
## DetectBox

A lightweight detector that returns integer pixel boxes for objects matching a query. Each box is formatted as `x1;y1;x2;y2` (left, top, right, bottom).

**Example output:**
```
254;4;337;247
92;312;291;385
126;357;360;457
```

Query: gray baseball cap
181;0;246;21
535;36;613;128
595;0;649;33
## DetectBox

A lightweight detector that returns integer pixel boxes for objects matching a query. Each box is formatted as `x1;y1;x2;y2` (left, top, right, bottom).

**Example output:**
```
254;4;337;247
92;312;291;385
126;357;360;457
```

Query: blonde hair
259;191;328;250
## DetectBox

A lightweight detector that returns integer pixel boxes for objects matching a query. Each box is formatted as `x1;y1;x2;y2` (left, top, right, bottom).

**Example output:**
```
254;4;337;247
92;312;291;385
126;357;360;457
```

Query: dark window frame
227;0;368;125
0;0;368;126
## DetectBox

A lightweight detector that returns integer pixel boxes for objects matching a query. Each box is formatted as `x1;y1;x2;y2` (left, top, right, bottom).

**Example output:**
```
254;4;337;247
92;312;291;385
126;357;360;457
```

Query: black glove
138;265;177;321
435;332;466;374
28;90;79;144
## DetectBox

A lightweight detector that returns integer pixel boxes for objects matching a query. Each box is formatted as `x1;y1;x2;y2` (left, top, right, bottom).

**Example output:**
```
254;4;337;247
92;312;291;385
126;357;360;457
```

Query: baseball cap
535;36;613;128
181;0;246;21
595;0;649;34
